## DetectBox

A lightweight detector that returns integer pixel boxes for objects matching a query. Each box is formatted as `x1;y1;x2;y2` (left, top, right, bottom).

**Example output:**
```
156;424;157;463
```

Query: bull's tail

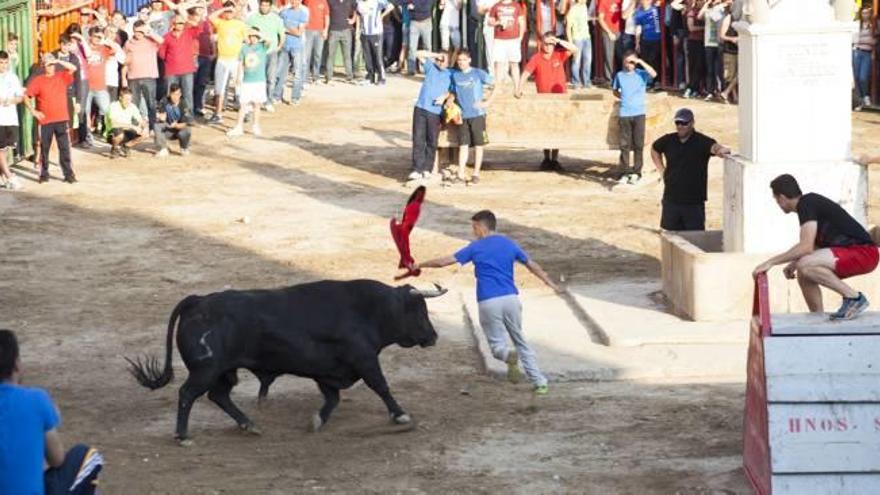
125;295;200;390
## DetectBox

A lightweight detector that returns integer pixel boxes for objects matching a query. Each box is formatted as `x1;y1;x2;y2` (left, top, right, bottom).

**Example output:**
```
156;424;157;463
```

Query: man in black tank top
753;174;879;320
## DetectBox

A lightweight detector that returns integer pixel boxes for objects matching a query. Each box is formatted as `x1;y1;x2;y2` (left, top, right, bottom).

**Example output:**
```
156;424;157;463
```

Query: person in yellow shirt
209;1;248;124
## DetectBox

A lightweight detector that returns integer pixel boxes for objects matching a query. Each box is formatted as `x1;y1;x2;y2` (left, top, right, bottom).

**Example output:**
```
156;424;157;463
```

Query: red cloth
832;245;879;279
26;71;74;124
490;1;525;40
524;49;571;93
159;27;199;75
305;0;329;31
84;45;112;91
390;186;426;280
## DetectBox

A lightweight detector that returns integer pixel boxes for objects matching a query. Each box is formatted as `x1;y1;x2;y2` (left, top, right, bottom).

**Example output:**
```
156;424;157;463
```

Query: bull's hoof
177;438;194;447
240;422;262;436
311;413;324;432
392;413;411;425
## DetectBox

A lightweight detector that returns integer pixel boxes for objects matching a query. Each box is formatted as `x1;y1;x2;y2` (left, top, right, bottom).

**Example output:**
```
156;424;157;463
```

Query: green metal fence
0;0;35;159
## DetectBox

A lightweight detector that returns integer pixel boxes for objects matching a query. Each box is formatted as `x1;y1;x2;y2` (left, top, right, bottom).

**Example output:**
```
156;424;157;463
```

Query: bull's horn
411;283;448;298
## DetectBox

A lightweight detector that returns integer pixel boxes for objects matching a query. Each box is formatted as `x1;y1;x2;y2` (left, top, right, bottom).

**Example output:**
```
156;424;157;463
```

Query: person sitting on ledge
752;174;879;321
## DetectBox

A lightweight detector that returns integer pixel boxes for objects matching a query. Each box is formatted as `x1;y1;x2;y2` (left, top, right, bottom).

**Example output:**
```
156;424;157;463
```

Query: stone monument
725;0;865;253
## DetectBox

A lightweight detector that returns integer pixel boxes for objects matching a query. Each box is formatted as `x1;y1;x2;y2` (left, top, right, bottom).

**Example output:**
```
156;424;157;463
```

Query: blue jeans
193;55;214;114
408;18;433;75
571;37;592;87
304;30;325;81
265;50;280;100
165;72;194;111
275;47;305;102
704;46;722;94
853;49;872;99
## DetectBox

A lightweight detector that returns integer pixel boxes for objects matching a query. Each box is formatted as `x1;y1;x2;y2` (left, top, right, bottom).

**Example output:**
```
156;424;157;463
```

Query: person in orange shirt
515;32;578;171
24;54;78;184
304;0;330;83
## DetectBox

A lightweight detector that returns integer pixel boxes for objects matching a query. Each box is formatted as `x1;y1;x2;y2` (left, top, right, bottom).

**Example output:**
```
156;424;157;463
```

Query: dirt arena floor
3;76;880;494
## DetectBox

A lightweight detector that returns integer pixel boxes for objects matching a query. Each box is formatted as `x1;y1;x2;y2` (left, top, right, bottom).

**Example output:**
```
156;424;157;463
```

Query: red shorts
831;245;880;279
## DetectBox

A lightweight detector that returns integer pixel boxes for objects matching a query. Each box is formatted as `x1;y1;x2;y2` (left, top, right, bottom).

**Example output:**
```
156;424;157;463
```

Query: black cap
674;108;694;123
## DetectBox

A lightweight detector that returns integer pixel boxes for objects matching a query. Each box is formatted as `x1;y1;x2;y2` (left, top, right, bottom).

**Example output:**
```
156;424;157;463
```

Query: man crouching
753;174;879;320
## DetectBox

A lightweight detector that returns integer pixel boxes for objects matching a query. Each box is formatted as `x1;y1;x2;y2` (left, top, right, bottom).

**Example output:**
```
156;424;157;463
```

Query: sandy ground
3;75;879;494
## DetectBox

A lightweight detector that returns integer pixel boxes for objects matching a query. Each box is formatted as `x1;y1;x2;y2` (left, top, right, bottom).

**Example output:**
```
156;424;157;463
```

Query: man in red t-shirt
487;0;525;94
516;32;578;171
159;14;200;111
304;0;330;83
597;0;622;82
24;54;78;184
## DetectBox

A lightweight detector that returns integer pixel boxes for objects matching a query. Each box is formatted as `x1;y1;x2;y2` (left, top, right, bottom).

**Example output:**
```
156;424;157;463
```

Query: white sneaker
227;126;244;137
155;148;169;157
407;171;422;181
617;174;630;184
7;176;22;190
863;96;872;107
421;171;432;180
252;125;262;136
180;148;190;156
627;174;641;185
264;103;276;113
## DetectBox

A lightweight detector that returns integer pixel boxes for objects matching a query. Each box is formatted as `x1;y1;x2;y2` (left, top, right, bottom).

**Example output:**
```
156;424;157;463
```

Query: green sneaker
534;384;549;396
506;349;523;384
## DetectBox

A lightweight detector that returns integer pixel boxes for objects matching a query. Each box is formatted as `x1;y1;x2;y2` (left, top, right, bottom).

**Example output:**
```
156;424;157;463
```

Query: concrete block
723;156;867;254
661;229;880;321
436;92;673;151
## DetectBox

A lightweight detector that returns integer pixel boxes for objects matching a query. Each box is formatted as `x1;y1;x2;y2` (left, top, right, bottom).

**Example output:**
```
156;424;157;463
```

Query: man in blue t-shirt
409;50;452;182
415;210;562;395
451;51;495;185
633;0;661;88
612;49;656;186
0;330;103;494
277;0;310;105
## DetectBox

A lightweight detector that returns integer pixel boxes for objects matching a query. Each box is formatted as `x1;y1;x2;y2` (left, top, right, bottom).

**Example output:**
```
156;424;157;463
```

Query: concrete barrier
436;91;674;151
744;275;880;494
660;228;880;321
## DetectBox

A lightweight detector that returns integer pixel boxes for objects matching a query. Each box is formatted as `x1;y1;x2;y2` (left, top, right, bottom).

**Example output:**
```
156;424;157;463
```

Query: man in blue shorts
0;329;104;494
415;210;562;395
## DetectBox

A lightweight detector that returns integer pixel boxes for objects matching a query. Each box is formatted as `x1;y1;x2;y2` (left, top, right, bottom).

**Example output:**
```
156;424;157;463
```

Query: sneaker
120;146;130;157
421;171;433;181
5;176;22;190
226;126;244;137
388;62;399;73
469;175;480;185
109;146;119;159
155;147;169;157
292;99;301;106
864;96;872;107
208;114;223;124
357;79;370;86
378;79;386;86
534;384;549;396
264;103;276;113
194;109;206;117
180;148;190;156
682;88;692;99
627;174;641;185
505;349;523;384
252;125;262;136
540;158;553;171
406;171;422;181
704;93;714;101
830;293;870;320
617;173;631;184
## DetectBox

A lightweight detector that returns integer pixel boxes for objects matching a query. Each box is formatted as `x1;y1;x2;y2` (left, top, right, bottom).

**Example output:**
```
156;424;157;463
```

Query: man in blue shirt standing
415;210;562;395
409;50;452;181
451;51;494;185
633;0;661;89
0;330;104;494
278;0;310;105
612;49;656;186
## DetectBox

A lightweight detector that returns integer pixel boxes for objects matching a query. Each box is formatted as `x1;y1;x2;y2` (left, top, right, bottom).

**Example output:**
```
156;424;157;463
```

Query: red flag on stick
390;186;426;280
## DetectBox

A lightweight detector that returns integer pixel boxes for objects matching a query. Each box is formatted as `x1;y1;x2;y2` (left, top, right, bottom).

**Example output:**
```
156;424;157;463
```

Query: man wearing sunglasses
650;107;730;231
123;21;163;130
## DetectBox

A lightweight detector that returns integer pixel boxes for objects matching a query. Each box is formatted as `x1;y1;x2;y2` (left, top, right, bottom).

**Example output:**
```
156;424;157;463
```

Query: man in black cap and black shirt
753;174;878;320
650;107;730;230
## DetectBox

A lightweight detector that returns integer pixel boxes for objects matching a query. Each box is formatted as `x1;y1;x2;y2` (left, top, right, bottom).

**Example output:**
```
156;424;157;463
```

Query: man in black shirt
753;174;878;320
651;108;730;230
326;0;357;83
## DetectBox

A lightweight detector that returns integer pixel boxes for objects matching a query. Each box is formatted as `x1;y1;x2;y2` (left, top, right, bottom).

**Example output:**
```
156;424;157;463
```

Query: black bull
127;280;445;442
